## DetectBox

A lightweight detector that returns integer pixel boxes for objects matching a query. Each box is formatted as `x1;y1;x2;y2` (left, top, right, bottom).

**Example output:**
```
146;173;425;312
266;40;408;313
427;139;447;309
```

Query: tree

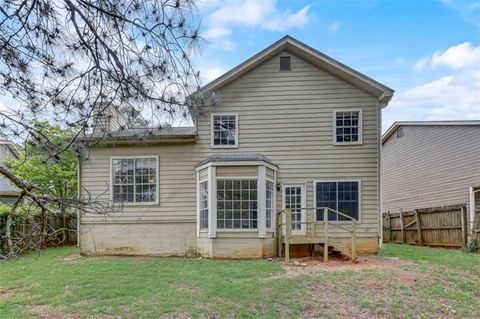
0;0;214;258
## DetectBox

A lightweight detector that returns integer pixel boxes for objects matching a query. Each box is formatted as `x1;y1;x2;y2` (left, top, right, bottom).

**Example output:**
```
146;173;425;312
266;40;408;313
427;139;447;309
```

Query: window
266;180;274;229
112;157;157;203
334;110;362;144
315;181;359;221
199;181;208;230
212;114;238;147
216;179;257;229
279;56;291;70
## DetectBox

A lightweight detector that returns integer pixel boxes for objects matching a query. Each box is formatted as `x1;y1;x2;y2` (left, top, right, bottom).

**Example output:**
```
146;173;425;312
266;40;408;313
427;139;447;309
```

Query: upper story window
211;114;238;148
334;109;362;145
112;157;158;204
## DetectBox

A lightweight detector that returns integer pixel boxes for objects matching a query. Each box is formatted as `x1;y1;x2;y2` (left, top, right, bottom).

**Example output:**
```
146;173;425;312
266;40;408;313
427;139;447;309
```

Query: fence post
323;208;329;263
285;208;291;263
461;205;468;246
386;211;391;242
414;209;423;246
400;210;405;244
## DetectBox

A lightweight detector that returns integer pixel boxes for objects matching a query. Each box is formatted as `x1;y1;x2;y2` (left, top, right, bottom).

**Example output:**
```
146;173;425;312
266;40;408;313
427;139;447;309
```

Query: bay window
199;180;208;230
216;179;257;229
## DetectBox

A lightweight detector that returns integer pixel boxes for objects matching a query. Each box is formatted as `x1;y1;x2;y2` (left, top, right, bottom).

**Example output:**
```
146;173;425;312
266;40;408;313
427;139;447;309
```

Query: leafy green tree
7;121;78;202
5;121;78;247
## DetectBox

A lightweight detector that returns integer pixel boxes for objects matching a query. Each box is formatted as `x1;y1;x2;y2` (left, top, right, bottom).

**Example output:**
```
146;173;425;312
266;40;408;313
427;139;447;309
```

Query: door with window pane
283;184;306;235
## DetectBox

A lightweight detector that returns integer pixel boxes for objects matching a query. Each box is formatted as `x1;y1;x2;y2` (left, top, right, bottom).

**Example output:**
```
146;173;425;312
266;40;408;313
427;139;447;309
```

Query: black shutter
279;56;291;70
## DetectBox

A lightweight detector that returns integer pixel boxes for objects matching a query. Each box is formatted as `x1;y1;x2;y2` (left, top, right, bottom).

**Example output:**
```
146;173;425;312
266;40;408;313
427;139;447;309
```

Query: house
0;141;20;204
382;121;480;240
78;36;394;258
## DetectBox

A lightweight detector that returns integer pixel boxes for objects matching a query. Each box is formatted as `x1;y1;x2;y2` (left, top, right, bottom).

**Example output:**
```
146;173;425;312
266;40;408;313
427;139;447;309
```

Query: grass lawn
0;244;479;318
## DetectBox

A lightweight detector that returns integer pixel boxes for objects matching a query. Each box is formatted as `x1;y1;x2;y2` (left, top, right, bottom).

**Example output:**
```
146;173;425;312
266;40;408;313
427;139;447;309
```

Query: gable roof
382;120;480;144
195;35;394;107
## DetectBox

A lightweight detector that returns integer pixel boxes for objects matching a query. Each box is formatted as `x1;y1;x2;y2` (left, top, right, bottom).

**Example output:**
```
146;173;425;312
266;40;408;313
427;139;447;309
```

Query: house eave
382;120;480;144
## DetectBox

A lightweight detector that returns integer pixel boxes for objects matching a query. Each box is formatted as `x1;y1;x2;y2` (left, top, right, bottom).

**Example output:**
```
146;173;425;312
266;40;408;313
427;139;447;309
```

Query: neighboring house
0;141;20;204
79;36;394;258
382;121;480;236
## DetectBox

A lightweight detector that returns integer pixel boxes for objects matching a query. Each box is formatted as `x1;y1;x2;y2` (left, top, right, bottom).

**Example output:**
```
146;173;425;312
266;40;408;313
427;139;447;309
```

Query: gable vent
279;56;291;71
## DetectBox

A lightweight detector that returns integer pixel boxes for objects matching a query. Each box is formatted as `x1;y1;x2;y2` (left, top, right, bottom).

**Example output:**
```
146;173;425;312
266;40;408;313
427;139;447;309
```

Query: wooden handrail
278;206;358;263
277;207;357;221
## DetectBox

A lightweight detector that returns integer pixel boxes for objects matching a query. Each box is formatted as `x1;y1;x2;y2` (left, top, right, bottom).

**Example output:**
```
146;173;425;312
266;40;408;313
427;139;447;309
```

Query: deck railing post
323;208;328;263
351;219;357;262
285;208;291;263
277;212;282;258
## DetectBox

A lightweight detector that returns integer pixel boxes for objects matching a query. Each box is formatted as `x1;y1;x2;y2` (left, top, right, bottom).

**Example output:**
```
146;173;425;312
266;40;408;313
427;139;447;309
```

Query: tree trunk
5;192;25;256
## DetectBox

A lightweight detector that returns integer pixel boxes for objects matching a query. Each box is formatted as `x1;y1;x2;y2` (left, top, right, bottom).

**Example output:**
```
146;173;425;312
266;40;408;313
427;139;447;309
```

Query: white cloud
203;27;231;40
328;21;342;33
263;6;310;31
385;42;480;131
415;42;480;71
202;0;311;50
198;66;227;84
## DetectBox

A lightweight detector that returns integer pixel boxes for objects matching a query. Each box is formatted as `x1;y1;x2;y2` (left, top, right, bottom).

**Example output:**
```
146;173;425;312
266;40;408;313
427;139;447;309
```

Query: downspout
378;101;384;248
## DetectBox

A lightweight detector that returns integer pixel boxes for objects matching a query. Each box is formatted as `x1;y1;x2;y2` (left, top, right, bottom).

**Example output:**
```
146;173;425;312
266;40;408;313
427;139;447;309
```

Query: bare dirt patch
30;305;84;319
268;255;411;279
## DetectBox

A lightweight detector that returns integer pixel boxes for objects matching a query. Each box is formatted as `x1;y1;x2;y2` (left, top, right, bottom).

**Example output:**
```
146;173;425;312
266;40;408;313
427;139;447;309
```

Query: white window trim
215;175;259;232
265;177;276;232
110;155;159;206
197;178;209;234
333;109;363;145
313;179;362;223
210;113;239;149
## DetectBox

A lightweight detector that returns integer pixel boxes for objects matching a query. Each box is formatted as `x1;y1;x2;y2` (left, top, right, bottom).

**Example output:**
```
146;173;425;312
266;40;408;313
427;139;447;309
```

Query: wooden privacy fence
0;214;77;254
383;204;468;247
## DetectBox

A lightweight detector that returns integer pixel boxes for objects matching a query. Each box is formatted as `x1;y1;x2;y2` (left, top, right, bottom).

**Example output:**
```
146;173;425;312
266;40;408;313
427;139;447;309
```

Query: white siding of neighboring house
382;125;480;228
80;50;382;256
0;144;20;200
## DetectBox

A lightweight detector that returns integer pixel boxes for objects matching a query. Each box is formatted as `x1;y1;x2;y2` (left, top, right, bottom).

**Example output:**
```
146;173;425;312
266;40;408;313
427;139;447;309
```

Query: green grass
1;244;479;318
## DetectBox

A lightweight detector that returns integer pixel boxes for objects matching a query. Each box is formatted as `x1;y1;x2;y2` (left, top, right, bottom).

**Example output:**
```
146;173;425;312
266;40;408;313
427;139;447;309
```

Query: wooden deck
281;236;326;245
277;207;357;263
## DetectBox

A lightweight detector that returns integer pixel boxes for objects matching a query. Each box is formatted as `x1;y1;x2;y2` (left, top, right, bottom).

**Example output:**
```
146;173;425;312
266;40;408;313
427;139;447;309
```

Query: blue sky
197;0;480;131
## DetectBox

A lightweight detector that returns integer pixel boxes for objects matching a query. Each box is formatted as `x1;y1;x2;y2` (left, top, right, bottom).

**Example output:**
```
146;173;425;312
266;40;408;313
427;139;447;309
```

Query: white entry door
283;184;306;235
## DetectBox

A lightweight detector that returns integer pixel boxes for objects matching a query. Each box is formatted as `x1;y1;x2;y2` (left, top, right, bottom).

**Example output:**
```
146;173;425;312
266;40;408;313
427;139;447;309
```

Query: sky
196;0;480;131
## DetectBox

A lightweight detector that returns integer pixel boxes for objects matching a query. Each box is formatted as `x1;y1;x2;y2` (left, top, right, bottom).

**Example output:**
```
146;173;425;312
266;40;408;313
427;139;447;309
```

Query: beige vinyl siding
216;166;258;177
81;50;381;244
196;51;380;239
266;168;275;180
382;125;480;217
199;168;208;180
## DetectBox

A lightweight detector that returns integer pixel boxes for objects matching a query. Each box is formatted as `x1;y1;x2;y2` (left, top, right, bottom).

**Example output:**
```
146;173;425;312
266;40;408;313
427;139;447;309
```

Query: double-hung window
112;157;158;204
216;179;257;229
199;180;209;230
334;110;362;144
315;181;360;221
212;114;238;147
266;180;274;229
